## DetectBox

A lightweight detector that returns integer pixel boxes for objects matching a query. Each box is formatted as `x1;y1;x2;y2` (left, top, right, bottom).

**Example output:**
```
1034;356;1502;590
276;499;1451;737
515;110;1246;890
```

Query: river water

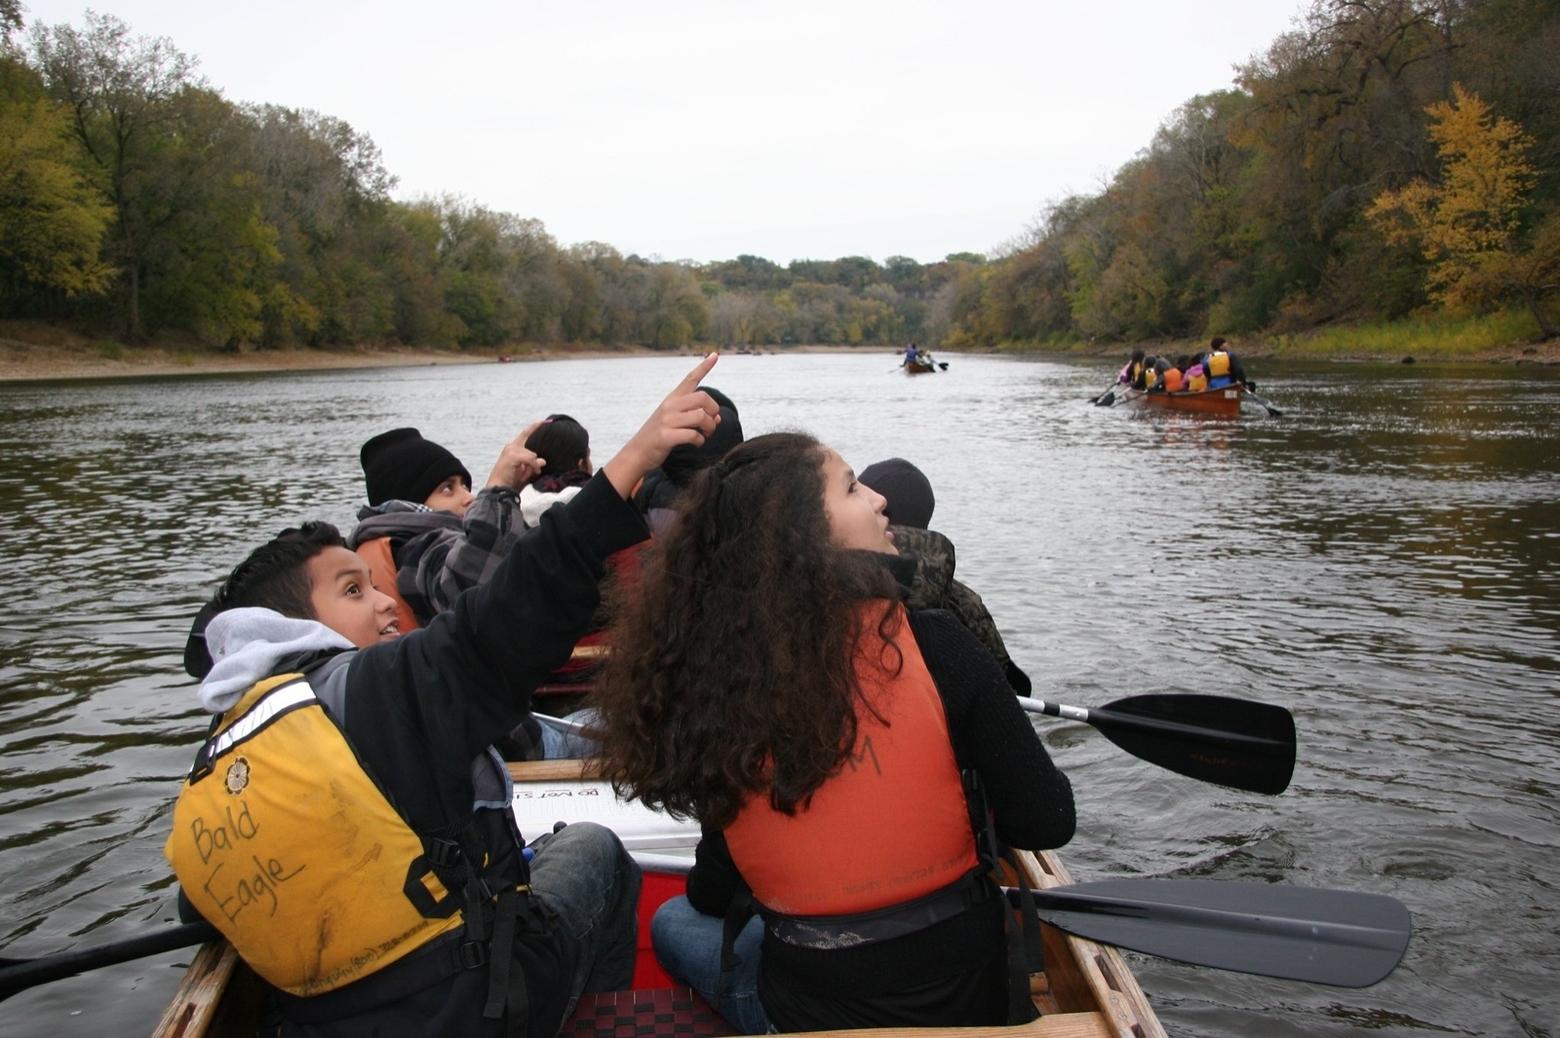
1;352;1556;1036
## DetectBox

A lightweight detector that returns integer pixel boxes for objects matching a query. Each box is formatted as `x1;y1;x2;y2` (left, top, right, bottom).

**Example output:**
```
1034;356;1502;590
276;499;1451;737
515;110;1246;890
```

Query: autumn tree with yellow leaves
1369;84;1559;339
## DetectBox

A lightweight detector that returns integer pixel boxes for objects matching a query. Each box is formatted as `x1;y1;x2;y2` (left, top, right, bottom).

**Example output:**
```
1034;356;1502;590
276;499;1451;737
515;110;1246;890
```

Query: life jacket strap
960;766;1042;1024
721;889;756;973
484;889;528;1028
268;929;493;1023
963;768;1002;873
998;847;1043;1024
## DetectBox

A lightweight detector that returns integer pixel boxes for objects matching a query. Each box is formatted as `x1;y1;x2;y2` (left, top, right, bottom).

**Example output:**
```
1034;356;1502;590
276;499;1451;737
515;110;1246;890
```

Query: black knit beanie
660;404;744;487
360;427;472;506
860;458;935;530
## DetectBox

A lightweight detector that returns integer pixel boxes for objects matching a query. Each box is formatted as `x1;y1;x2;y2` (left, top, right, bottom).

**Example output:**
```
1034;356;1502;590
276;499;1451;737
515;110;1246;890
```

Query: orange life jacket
724;602;979;917
354;535;421;634
1162;367;1185;392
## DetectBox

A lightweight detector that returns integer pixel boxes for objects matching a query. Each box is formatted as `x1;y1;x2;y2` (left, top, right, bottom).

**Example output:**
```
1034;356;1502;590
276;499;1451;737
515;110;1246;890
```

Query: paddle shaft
1022;697;1288;754
535;712;589;736
0;920;218;1001
1242;383;1284;416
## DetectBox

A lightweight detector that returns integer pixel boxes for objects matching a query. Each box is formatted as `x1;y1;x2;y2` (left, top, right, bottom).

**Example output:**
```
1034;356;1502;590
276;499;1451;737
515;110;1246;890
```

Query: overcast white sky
21;0;1306;265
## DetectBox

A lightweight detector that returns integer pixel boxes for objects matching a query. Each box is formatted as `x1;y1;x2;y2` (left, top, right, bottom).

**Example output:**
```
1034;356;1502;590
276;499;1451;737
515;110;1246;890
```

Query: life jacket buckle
457;940;489;970
427;837;463;869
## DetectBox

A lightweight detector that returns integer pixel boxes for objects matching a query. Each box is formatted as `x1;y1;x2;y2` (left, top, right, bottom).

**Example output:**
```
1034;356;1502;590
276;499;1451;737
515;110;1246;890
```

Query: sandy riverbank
4;325;1555;383
0;323;890;383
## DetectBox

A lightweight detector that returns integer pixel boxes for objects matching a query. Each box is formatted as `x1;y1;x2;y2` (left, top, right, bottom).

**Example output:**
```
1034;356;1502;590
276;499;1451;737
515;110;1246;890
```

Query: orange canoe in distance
1129;384;1245;416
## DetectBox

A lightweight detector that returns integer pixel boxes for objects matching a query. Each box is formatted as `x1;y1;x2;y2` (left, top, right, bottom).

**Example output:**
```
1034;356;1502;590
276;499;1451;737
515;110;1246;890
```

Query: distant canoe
1129;383;1245;416
904;359;938;375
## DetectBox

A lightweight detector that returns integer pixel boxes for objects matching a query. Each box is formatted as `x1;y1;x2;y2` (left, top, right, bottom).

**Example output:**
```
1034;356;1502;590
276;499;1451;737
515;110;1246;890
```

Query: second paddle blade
1092;693;1297;795
1019;879;1412;989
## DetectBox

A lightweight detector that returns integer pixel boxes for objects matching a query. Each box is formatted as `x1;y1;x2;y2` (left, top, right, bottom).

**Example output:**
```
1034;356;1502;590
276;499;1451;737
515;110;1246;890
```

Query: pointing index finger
672;352;719;396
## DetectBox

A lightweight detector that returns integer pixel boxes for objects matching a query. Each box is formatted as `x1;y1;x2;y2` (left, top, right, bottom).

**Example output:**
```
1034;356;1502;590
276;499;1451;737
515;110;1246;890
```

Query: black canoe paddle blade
1090;694;1296;795
1023;693;1297;795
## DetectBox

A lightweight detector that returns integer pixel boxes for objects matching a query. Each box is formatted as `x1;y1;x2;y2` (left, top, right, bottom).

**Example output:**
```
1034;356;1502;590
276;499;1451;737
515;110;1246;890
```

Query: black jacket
186;472;647;1036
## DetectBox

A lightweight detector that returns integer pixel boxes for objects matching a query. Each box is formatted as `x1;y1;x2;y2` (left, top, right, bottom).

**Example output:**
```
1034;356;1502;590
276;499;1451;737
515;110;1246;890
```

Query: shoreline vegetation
4;6;1557;377
4;313;1555;384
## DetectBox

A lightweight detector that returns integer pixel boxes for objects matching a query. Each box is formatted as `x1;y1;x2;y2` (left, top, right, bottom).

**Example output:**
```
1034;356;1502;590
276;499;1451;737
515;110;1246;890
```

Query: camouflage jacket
892;525;1032;696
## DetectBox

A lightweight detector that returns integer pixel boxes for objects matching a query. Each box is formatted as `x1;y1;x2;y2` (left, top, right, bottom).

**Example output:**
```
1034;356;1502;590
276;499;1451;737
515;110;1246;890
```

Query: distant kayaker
593;432;1075;1033
859;457;1033;695
165;356;722;1038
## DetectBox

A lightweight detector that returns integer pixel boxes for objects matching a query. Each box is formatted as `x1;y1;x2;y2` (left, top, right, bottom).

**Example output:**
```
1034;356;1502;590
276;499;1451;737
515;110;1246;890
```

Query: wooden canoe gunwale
154;761;1165;1038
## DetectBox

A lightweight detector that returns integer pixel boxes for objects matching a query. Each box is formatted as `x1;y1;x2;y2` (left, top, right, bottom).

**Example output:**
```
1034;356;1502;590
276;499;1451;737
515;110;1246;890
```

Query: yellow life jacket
725;603;979;917
1206;351;1231;378
1187;371;1208;392
1143;367;1159;389
165;673;469;997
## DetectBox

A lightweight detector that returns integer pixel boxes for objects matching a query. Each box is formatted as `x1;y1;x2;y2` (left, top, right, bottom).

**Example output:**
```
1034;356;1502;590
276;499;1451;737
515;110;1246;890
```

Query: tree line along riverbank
4;312;1555;385
3;3;1557;364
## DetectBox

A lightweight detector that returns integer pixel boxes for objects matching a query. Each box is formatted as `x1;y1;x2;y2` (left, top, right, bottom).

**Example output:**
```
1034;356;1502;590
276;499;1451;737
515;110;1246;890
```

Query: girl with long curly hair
593;432;1075;1033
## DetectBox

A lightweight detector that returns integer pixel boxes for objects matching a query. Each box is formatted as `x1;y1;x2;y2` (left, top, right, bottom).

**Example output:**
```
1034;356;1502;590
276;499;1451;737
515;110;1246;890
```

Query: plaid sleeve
399;488;528;622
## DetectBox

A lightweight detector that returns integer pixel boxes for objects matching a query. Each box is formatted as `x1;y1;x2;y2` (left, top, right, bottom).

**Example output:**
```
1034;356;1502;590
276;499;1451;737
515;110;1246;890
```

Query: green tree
241;104;395;345
0;58;113;303
136;87;284;345
30;12;201;338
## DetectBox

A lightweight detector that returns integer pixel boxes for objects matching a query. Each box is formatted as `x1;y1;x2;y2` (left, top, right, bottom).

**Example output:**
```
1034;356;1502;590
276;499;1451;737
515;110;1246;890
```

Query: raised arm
347;357;723;771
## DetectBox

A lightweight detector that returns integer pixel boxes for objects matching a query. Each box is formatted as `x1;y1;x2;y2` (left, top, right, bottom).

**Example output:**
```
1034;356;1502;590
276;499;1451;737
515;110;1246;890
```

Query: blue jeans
538;708;602;759
651;895;771;1034
529;822;641;1013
